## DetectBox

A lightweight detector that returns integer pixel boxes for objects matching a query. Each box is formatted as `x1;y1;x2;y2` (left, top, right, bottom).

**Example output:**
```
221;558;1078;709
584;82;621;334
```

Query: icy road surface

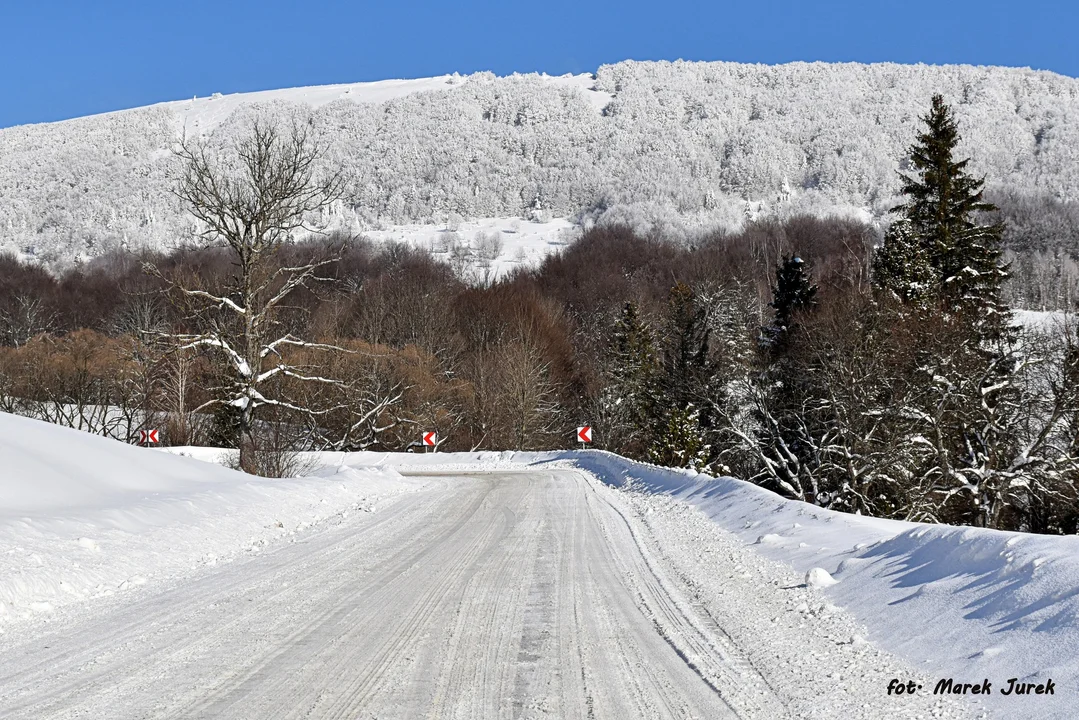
0;470;967;719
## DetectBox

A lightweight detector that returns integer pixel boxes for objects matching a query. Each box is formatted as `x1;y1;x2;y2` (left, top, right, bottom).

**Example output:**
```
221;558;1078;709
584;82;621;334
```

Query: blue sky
1;0;1075;128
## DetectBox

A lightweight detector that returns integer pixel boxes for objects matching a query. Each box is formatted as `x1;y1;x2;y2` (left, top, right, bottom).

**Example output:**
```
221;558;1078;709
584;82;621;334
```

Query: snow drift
549;450;1079;719
0;412;421;632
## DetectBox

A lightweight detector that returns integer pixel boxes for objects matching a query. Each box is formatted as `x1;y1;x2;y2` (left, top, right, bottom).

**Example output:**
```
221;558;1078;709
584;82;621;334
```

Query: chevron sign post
576;426;592;447
139;429;159;445
422;431;437;452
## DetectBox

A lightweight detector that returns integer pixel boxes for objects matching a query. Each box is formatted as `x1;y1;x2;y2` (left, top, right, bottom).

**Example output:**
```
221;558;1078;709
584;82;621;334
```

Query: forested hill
2;60;1079;265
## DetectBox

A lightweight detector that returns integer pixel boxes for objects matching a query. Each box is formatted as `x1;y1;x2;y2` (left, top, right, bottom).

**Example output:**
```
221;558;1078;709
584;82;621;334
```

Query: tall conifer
875;94;1010;338
763;256;818;350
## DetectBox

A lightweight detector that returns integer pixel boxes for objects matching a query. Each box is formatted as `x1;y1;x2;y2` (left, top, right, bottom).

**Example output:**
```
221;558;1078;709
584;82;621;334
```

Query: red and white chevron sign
422;431;437;447
139;429;159;444
576;426;592;443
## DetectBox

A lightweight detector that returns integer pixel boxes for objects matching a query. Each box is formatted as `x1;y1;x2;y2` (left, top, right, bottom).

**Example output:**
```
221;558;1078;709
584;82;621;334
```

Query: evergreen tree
764;256;818;348
603;286;748;472
875;94;1010;337
612;302;657;393
750;256;823;500
599;302;659;455
649;404;711;471
661;283;714;405
208;401;244;449
871;220;935;306
873;95;1018;527
648;283;727;471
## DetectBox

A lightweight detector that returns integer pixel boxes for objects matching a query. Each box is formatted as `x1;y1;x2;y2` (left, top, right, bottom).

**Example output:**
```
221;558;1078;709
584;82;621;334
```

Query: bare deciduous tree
150;118;346;473
1;294;57;348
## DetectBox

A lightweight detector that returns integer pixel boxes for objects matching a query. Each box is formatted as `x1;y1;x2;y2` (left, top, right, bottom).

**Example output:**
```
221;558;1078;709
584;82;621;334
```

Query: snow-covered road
0;469;966;719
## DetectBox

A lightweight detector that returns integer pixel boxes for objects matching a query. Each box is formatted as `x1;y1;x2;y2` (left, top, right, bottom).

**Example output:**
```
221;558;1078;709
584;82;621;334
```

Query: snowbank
537;450;1079;719
0;413;422;633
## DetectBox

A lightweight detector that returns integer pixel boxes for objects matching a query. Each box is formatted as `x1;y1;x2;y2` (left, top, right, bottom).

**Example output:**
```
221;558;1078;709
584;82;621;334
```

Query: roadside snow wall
527;450;1079;707
0;413;420;632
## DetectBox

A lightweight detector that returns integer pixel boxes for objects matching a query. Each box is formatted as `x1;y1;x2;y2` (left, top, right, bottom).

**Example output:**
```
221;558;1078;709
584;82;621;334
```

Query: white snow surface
0;415;1072;717
362;215;580;280
176;446;1074;716
0;413;424;632
0;427;970;719
161;72;609;135
553;450;1079;720
1013;309;1075;332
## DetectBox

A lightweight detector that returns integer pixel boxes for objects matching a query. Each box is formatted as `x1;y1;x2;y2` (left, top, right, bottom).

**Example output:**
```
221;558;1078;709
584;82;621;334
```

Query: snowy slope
0;412;423;632
3;60;1079;267
160;73;610;135
361;215;580;279
553;451;1079;720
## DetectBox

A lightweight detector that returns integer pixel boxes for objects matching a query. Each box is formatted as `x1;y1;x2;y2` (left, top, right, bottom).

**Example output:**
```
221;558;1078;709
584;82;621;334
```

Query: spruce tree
649;405;711;471
752;256;822;500
876;94;1010;337
872;220;935;306
648;283;727;471
764;256;818;348
208;401;244;449
600;302;659;455
874;94;1017;527
661;283;714;404
612;302;657;389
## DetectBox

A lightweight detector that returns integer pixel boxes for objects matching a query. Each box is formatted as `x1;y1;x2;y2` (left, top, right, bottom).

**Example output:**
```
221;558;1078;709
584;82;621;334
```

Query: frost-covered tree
6;62;1079;272
645;283;755;472
152;118;346;473
745;256;825;500
649;404;710;471
876;94;1009;335
598;302;659;455
872;220;935;305
870;96;1019;526
0;295;57;348
499;338;562;450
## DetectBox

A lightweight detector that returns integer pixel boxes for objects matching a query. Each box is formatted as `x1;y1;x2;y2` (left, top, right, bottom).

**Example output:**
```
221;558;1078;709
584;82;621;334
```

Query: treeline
0;214;870;452
2;216;1075;532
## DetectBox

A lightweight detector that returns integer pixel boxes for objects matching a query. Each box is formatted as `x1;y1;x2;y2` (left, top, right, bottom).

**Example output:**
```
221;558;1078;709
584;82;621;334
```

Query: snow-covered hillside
2;60;1078;266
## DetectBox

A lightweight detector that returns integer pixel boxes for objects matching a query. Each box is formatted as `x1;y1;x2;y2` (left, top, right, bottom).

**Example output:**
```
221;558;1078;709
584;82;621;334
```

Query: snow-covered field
1;413;1075;717
1013;309;1074;332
